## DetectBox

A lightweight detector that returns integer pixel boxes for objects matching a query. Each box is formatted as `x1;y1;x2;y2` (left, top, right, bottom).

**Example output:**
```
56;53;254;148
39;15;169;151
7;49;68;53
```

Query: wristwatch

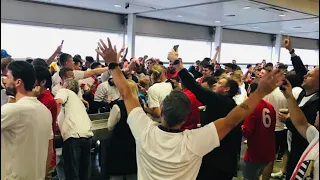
108;62;119;70
289;49;295;55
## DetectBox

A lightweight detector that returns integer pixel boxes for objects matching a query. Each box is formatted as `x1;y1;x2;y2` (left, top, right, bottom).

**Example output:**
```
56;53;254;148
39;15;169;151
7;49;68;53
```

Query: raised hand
95;38;118;64
216;46;220;51
280;79;294;99
256;69;284;96
282;36;292;51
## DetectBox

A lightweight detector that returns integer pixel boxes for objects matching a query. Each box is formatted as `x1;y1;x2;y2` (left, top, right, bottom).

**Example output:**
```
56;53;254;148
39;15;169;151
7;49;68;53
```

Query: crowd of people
1;35;319;180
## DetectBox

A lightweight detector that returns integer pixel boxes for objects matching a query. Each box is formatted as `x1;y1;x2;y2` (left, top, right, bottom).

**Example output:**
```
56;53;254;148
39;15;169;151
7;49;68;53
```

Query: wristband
289;49;295;55
108;62;119;70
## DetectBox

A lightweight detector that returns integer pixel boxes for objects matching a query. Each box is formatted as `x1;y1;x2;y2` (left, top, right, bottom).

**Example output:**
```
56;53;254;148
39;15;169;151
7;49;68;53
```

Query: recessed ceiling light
225;14;236;17
215;21;221;23
314;21;319;24
279;14;286;17
114;4;121;8
253;26;259;29
293;26;302;29
243;6;251;9
177;15;183;18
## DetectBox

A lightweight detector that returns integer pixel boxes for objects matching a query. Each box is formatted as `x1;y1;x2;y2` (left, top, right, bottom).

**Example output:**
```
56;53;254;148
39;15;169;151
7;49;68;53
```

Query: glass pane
135;35;211;63
220;43;272;64
280;48;319;66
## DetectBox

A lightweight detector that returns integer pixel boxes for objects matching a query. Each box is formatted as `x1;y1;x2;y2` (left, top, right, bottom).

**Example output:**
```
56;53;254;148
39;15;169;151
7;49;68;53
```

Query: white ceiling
33;0;319;39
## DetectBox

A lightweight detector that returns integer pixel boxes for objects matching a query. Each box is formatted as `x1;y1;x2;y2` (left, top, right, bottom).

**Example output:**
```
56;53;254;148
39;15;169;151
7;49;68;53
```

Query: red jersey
166;69;178;80
181;88;202;130
242;100;276;163
37;90;58;168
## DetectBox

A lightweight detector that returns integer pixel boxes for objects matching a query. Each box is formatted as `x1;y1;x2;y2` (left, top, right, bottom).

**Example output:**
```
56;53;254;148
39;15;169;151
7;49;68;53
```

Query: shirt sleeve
147;87;160;108
1;104;18;130
306;125;319;143
73;70;85;80
108;105;121;130
127;107;153;139
55;89;69;104
188;122;220;157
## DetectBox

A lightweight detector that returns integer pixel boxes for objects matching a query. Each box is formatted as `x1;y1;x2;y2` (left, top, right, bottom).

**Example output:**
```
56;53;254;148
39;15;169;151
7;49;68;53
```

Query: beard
5;86;17;97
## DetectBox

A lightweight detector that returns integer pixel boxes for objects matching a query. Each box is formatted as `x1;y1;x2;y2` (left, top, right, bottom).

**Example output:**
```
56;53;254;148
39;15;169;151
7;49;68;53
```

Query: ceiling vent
259;6;289;14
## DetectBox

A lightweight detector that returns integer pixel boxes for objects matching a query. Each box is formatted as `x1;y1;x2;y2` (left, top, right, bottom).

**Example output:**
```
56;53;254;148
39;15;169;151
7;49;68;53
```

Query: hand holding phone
61;40;64;45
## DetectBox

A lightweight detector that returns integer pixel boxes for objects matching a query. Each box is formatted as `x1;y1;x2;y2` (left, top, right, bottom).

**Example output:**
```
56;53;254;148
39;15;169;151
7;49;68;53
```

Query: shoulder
2;102;21;115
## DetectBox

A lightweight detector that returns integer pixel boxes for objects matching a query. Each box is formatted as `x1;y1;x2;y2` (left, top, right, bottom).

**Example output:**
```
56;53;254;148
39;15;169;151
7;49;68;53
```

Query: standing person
282;36;319;179
95;37;284;180
1;61;53;180
106;80;139;180
143;63;173;121
196;63;214;84
55;78;93;180
188;60;202;79
281;80;319;180
170;54;241;179
242;82;276;180
33;65;58;179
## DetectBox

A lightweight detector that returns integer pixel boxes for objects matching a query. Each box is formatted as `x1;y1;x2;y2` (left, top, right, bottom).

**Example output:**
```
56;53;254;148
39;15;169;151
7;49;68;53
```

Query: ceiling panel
30;0;319;39
225;18;319;39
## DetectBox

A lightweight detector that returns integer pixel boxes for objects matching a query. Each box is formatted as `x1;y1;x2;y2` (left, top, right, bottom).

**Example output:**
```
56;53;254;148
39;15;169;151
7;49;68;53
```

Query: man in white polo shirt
96;38;285;180
1;61;53;180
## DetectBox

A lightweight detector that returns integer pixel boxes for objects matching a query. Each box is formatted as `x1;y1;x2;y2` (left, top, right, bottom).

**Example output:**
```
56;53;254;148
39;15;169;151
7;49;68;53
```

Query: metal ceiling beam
136;0;236;15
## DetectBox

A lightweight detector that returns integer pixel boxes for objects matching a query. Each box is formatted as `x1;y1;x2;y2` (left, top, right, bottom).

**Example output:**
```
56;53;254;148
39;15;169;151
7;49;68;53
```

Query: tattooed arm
212;69;284;141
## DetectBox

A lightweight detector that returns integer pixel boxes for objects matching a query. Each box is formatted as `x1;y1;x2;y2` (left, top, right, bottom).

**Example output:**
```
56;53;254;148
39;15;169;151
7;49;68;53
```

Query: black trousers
63;137;92;180
275;130;288;158
197;166;234;180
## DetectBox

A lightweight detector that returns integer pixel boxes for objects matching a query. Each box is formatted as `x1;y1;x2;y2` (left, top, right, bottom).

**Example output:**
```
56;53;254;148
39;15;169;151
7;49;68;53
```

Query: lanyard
290;140;319;180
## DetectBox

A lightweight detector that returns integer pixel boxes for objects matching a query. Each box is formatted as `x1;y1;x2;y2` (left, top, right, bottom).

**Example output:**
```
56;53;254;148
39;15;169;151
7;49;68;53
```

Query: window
219;43;272;64
1;23;123;59
279;48;319;66
135;35;211;63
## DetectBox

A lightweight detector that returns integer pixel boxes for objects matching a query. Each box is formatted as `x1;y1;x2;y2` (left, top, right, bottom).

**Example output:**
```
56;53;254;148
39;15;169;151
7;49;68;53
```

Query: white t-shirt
55;89;93;141
263;87;287;131
233;83;247;105
52;84;83;100
1;97;53;180
299;93;316;107
107;104;121;130
127;107;220;180
147;82;172;121
94;81;121;102
292;87;303;99
291;126;319;180
52;70;85;88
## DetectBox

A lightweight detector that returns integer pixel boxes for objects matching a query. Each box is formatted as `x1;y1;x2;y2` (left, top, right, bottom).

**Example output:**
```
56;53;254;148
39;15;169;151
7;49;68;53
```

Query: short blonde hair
230;70;243;84
139;78;150;89
127;79;138;96
64;78;79;94
149;64;163;83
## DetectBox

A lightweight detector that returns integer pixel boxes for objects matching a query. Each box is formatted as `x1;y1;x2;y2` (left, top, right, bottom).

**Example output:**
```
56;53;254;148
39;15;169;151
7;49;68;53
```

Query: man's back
243;100;276;163
1;97;52;180
127;107;220;180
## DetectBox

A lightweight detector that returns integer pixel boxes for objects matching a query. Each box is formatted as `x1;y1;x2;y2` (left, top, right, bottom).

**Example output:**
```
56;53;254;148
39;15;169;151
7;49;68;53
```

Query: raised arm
46;45;62;65
281;79;311;139
214;69;284;141
174;60;223;106
96;47;100;63
83;67;108;79
96;38;140;113
283;36;307;84
211;46;220;65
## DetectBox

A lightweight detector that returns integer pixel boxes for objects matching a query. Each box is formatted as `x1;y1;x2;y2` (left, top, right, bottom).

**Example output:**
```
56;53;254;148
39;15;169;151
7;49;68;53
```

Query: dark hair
85;56;94;63
26;58;34;64
59;67;73;79
203;57;211;62
226;78;239;98
195;60;201;64
246;64;252;68
248;82;258;95
34;65;52;90
74;54;82;60
73;57;82;65
214;68;225;77
286;71;300;88
91;62;101;69
1;57;14;73
265;62;273;68
8;61;36;91
32;58;48;68
202;76;217;88
158;61;164;66
59;53;72;66
203;64;214;71
161;90;191;127
200;60;210;67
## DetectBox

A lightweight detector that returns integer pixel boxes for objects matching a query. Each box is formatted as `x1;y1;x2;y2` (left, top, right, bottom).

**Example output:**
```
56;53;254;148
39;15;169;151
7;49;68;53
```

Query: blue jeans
63;137;92;180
